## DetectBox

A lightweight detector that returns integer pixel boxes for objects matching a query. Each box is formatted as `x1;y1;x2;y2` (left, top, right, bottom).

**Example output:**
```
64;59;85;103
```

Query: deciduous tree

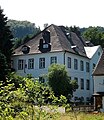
48;64;78;99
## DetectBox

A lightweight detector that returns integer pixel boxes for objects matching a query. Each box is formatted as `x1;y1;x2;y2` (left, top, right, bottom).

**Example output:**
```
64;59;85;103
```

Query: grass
59;112;104;120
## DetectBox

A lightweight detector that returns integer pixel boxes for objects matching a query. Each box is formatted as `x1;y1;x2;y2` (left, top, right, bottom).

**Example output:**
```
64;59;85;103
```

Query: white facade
12;45;102;103
93;76;104;111
94;76;104;93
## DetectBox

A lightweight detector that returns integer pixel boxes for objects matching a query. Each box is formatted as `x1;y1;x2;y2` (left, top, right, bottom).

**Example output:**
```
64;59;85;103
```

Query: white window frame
67;57;71;68
74;59;78;70
39;58;45;69
86;62;90;72
18;59;24;70
50;56;57;64
28;58;34;69
80;60;84;71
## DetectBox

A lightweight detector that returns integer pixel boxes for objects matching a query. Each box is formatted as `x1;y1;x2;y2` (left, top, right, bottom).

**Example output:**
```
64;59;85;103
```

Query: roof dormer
22;45;30;54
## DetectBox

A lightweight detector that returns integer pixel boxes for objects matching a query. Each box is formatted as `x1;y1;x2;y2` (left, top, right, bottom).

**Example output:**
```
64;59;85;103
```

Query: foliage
48;64;78;99
0;52;8;82
0;8;13;64
7;19;41;39
0;73;67;119
7;20;41;49
82;26;104;47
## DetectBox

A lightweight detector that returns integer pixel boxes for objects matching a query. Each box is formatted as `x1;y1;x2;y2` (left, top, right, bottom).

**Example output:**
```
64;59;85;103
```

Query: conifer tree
0;7;13;64
0;7;13;82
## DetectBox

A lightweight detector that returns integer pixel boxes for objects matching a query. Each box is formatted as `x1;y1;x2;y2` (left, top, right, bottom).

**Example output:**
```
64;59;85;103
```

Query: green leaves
48;64;78;99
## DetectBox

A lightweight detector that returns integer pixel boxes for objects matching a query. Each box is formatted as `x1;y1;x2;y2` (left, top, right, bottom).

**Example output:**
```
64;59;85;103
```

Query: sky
0;0;104;29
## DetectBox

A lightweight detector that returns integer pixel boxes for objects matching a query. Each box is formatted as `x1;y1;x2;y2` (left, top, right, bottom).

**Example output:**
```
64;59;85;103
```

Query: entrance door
95;96;102;111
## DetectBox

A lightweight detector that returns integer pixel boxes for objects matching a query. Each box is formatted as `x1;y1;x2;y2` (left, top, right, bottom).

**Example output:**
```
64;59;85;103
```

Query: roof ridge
52;25;64;50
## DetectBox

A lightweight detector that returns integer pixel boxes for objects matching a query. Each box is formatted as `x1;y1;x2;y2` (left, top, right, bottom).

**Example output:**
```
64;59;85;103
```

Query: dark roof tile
13;24;88;57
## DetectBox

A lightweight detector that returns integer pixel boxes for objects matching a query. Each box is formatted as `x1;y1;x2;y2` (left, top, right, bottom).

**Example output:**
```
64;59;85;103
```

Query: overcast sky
0;0;104;29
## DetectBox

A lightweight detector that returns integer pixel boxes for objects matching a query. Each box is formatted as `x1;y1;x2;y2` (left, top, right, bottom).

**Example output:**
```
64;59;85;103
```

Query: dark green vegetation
7;20;40;39
7;20;41;48
82;26;104;48
67;26;104;48
0;73;67;119
0;8;13;82
48;64;78;99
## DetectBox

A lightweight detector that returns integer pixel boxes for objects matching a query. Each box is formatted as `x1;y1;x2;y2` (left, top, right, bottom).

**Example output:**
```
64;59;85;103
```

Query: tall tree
0;7;13;81
0;7;13;64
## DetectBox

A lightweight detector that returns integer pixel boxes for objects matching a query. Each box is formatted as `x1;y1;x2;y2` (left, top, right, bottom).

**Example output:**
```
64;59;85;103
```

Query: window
39;58;45;69
28;58;34;69
39;76;45;83
11;60;13;68
74;59;78;70
43;44;49;48
80;60;84;71
93;63;96;69
69;77;71;80
74;77;78;84
86;62;89;72
18;59;24;70
86;79;90;90
67;57;71;68
80;78;84;89
50;56;57;64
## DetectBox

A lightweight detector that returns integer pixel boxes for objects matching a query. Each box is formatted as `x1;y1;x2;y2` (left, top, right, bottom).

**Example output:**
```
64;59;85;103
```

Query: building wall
12;51;65;77
12;47;102;102
94;76;104;93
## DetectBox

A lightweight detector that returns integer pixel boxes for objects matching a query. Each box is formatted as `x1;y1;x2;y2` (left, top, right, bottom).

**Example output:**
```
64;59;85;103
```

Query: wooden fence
72;105;94;112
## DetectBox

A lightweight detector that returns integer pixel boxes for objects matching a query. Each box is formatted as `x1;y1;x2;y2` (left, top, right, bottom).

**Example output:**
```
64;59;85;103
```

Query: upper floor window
80;78;84;89
93;63;96;69
11;60;13;68
86;62;90;72
28;58;34;69
80;60;84;71
50;56;57;64
39;58;45;69
18;59;24;70
86;79;90;90
74;59;78;70
74;77;78;84
67;57;71;68
43;44;49;49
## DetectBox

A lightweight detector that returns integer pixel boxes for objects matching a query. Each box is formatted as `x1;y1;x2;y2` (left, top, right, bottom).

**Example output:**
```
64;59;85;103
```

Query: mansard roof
93;49;104;76
13;24;93;57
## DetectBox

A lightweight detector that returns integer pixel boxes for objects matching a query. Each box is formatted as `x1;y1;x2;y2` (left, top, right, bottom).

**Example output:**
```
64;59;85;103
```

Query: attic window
22;47;27;51
43;44;49;48
22;45;30;54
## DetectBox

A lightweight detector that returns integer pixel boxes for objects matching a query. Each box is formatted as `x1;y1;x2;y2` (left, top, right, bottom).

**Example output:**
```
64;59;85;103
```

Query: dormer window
22;45;30;54
43;44;49;48
22;47;27;51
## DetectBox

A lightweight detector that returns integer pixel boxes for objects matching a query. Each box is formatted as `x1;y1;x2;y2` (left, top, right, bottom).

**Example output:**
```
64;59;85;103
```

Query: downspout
63;51;66;65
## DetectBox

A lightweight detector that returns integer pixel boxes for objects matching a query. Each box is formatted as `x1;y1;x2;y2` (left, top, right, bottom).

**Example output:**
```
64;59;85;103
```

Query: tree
0;52;8;82
0;7;13;65
82;26;104;47
7;19;41;39
48;64;78;99
0;73;67;119
70;26;81;36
